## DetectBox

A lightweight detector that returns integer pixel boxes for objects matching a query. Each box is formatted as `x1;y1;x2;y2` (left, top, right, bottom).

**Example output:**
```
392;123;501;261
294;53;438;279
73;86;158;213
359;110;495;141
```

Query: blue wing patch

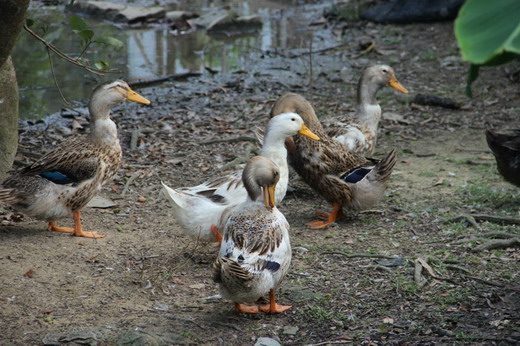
39;171;75;185
340;167;371;183
263;261;280;272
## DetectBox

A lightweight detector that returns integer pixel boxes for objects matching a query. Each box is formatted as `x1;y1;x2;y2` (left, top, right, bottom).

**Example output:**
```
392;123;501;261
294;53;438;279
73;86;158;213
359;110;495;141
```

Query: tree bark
0;0;30;182
0;57;19;182
0;0;30;67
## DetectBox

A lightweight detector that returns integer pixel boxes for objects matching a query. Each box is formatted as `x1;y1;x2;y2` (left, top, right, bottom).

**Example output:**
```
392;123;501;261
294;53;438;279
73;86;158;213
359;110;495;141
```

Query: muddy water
12;0;337;119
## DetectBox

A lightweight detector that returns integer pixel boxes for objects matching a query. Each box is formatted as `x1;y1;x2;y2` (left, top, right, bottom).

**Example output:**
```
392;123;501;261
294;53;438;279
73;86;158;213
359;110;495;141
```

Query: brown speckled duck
485;129;520;187
326;64;408;155
271;93;397;229
0;80;150;238
213;156;292;314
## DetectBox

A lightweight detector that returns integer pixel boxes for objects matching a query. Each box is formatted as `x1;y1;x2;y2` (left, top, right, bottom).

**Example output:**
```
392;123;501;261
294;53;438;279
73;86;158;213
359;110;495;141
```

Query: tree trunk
0;57;19;182
0;0;30;182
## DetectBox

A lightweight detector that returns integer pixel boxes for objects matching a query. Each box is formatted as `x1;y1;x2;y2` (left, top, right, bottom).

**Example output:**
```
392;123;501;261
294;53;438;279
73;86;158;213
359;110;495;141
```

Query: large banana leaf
454;0;520;96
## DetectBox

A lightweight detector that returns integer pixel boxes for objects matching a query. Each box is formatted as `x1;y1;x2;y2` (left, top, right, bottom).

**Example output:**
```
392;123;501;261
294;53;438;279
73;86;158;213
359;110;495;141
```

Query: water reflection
12;1;335;119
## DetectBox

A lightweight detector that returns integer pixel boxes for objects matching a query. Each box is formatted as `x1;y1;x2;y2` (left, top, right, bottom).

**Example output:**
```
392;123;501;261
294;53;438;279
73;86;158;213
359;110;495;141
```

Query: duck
161;112;319;242
485;129;520;187
213;156;292;314
271;93;397;229
326;64;408;155
0;80;150;238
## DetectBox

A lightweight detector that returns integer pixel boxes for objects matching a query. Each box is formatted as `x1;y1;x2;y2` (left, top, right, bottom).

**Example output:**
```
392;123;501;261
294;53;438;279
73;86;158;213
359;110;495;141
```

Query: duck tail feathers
0;186;17;204
375;148;397;183
161;181;188;209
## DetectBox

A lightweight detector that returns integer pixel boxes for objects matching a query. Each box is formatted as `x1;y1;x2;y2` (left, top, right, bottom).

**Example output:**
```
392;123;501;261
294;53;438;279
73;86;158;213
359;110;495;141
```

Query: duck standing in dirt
213;156;292;314
271;93;397;229
0;81;150;238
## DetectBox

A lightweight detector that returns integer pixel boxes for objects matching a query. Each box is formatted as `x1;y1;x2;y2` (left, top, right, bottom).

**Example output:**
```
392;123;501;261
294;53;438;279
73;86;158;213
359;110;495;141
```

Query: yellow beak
389;77;408;94
126;87;151;105
262;185;277;209
298;124;320;140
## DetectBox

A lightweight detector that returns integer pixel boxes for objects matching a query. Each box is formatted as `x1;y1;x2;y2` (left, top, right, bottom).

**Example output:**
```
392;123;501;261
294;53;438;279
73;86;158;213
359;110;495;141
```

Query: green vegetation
454;0;520;96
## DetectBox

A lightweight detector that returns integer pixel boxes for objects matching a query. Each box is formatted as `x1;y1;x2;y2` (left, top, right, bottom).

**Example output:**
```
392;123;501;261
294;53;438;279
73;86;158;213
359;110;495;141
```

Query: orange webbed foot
259;289;292;314
306;203;344;230
259;303;292;314
47;212;105;239
234;303;260;314
305;219;335;230
47;222;75;233
211;224;222;246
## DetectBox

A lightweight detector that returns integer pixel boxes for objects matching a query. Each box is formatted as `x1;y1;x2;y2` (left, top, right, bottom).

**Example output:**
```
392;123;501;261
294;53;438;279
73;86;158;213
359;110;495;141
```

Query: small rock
70;1;165;23
255;337;281;346
375;258;407;267
137;196;147;202
283;325;299;335
292;246;309;253
87;195;118;208
190;9;235;30
188;283;205;289
166;10;198;21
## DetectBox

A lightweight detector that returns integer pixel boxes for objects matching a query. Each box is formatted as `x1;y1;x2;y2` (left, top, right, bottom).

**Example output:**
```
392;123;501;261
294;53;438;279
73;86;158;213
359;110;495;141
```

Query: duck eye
291;118;295;121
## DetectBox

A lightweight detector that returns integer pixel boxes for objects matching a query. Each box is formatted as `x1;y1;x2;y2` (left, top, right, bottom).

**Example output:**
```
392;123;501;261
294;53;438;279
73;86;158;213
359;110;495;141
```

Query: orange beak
298;124;320;140
126;87;151;104
389;77;408;94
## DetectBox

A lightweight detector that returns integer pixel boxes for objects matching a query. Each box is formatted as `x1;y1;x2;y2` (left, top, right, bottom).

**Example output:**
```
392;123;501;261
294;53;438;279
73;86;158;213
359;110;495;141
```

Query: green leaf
94;36;125;50
77;29;94;44
69;15;89;33
94;60;109;71
26;18;34;27
455;0;520;65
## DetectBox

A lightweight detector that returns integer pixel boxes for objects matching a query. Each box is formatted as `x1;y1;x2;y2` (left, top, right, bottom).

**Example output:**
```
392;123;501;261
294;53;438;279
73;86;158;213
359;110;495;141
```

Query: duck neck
260;131;289;202
261;131;288;163
355;77;383;130
88;101;118;145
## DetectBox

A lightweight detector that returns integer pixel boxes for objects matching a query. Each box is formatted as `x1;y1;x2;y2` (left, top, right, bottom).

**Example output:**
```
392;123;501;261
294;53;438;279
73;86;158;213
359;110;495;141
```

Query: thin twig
460;274;504;287
46;47;70;106
202;136;258;145
320;252;397;259
310;340;352;346
471;214;520;225
23;24;113;76
472;238;520;252
129;72;203;88
122;171;142;196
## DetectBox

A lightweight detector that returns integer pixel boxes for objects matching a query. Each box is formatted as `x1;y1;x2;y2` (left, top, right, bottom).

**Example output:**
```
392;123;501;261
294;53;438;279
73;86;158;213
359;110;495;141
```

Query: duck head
242;156;280;208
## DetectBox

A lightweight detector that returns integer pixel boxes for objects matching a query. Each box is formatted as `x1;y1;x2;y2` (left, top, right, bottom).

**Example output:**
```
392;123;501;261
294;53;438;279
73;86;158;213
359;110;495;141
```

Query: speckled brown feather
270;93;372;206
223;211;284;256
2;135;121;212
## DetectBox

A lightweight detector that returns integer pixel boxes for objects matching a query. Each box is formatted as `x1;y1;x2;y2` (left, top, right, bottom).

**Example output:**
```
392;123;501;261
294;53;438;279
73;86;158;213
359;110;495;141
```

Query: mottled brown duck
271;93;397;229
0;80;150;238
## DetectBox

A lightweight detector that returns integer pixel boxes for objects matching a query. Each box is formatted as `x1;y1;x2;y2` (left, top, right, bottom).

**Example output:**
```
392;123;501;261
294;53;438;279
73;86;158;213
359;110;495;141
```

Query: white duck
327;64;408;155
213;156;292;314
162;112;319;242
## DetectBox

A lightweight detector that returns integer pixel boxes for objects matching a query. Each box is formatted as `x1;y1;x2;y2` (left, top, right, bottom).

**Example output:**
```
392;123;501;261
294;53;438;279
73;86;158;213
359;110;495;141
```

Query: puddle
12;0;338;119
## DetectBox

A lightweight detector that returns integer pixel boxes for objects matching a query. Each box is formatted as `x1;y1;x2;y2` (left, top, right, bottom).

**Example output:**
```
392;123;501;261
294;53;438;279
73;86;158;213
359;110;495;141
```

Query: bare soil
1;3;519;345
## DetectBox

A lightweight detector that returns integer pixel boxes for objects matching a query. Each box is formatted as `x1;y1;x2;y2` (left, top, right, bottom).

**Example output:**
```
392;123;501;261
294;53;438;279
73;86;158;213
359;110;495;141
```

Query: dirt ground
1;2;519;345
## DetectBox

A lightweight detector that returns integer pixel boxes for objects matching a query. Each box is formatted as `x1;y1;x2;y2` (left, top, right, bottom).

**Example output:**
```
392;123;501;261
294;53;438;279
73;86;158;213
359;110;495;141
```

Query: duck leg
210;224;223;245
259;289;292;314
234;303;259;314
306;202;344;229
47;211;105;238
